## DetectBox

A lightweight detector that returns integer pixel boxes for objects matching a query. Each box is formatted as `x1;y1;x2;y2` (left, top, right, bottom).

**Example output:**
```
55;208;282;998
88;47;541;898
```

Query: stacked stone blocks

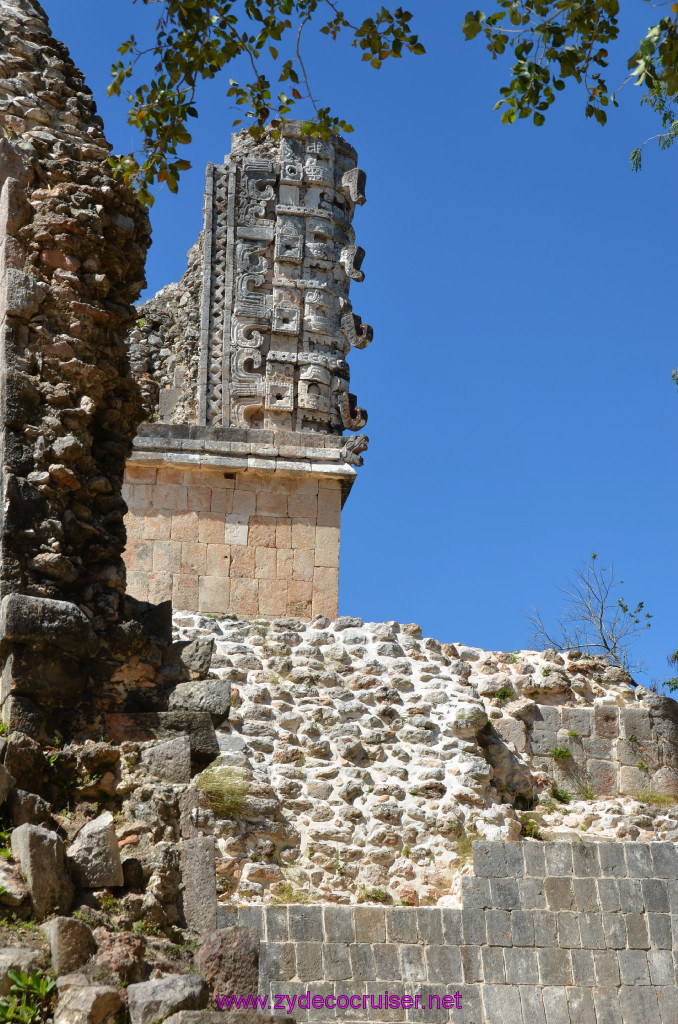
124;464;341;618
527;703;677;800
218;840;678;1023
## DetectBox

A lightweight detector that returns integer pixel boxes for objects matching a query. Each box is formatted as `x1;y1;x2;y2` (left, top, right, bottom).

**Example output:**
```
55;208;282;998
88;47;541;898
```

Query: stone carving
196;125;371;441
340;434;369;467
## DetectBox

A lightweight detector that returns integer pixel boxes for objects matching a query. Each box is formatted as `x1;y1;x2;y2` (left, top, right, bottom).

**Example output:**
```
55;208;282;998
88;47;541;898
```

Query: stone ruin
122;126;371;621
0;2;678;1023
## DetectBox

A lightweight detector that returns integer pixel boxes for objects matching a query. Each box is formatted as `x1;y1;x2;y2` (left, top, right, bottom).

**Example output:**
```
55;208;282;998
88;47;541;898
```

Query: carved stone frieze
197;124;371;443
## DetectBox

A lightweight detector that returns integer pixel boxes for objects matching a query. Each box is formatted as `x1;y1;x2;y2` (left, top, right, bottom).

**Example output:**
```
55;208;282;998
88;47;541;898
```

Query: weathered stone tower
124;125;371;619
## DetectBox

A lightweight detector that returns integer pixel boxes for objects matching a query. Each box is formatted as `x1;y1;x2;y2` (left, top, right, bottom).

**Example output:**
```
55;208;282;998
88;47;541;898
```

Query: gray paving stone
386;907;418;944
657;985;678;1024
259;941;296;982
417;908;443;944
305;981;334;1020
334;981;366;1023
641;877;669;913
593;949;621;987
289;905;323;941
460;877;491;910
511;909;534;946
570;948;595;986
573;877;598;912
618;949;650;985
647;949;675;986
323;906;355;944
459;984;482;1024
504;946;539;985
485;909;511;946
624;912;650;949
411;984;450;1024
523;842;546;877
321;943;352;982
354;907;386;944
541;985;571;1024
598;843;627;878
273;982;309;1021
544;877;575;911
400;944;427;983
602;913;626;949
597;878;621;912
349;943;376;982
461;909;486;945
556;912;581;949
618;985;659;1020
368;981;405;1023
519;876;546;909
425;944;462;984
441;908;462;945
578;912;605;948
482;983;524;1024
566;986;596;1024
373;942;401;982
534;910;557;947
624;842;654;878
489;878;521;911
616;878;644;913
669;880;678;914
265;905;289;941
538;948;573;986
572;842;600;878
519;985;547;1024
480;946;505;984
591;987;622;1024
238;905;265;937
648;912;672;949
460;945;482;983
545;842;573;877
651;841;678;878
472;840;524;878
296;941;324;983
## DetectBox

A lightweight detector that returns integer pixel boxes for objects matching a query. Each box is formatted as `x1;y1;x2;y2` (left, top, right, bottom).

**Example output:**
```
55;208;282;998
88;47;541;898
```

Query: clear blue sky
43;1;677;688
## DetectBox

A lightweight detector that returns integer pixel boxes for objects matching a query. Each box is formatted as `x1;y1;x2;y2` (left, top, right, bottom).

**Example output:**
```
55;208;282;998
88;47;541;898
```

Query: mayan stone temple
3;3;678;1024
123;126;371;620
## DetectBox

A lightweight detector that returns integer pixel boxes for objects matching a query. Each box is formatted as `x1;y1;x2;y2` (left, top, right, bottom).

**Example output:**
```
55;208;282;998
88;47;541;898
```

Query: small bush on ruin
637;789;677;808
196;763;248;819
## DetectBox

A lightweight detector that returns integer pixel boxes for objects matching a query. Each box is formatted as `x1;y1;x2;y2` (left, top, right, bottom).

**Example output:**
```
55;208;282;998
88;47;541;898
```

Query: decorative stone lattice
197;126;371;434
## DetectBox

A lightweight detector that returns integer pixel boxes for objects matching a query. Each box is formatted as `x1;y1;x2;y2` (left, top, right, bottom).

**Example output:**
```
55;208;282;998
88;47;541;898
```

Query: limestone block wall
219;840;678;1024
123;463;342;619
523;702;678;799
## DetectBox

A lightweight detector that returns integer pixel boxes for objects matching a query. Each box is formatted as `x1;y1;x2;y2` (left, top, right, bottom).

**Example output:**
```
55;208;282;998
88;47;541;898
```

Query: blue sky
43;2;677;688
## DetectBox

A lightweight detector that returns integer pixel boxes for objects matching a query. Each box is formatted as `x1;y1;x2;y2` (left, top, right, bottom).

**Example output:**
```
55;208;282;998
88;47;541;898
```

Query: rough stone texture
172;614;678;906
10;822;73;918
0;0;166;741
67;811;124;887
179;834;218;934
0;946;45;995
54;985;124;1024
41;915;97;975
195;925;259;999
127;975;209;1024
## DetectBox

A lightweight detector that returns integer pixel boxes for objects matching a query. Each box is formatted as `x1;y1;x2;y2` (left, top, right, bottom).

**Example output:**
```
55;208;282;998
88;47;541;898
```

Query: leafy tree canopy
108;0;678;205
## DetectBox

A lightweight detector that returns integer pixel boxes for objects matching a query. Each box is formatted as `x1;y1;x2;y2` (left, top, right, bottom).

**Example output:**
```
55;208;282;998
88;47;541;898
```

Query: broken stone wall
0;0;159;738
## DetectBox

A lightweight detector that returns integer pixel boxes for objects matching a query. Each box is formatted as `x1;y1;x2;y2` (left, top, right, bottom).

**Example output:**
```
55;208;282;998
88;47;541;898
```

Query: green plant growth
567;729;579;738
637;761;648;772
637;790;677;809
271;882;313;905
0;970;55;1023
0;829;12;861
576;782;597;801
0;724;7;738
550;783;570;804
549;747;572;761
196;763;248;819
357;887;390;904
522;819;542;840
493;687;514;701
